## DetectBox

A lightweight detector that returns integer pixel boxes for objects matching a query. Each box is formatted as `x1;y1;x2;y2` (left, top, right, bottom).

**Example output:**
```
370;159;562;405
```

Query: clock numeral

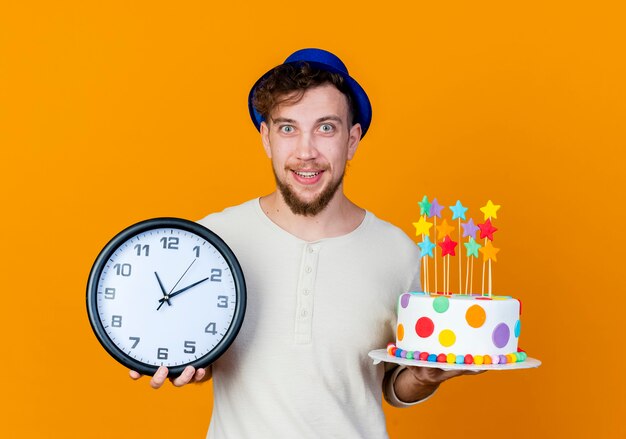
134;244;150;256
160;237;179;250
193;245;200;257
205;322;217;335
217;295;228;308
210;268;222;282
111;315;122;328
129;336;140;348
113;263;132;277
184;341;196;354
104;288;116;300
157;348;169;360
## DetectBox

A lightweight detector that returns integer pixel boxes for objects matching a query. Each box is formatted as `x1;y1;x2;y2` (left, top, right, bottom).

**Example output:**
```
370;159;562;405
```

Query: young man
131;48;480;438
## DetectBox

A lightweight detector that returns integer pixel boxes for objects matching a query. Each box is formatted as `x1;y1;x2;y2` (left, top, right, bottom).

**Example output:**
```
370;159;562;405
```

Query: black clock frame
86;217;247;377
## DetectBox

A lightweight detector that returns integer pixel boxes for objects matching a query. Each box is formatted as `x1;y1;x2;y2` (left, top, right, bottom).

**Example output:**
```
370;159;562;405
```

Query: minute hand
159;277;210;303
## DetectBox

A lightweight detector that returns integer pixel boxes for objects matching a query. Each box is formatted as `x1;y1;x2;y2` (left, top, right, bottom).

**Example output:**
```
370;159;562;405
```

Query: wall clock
86;218;246;376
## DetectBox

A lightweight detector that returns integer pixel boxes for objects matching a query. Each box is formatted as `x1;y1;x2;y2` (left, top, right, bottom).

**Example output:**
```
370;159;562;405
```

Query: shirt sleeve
383;365;438;408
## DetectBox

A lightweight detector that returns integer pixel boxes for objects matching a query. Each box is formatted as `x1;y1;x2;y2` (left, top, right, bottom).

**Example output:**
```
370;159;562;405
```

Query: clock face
87;218;246;377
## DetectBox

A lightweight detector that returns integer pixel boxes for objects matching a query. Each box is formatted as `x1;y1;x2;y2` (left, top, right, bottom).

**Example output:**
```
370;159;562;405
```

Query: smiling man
132;48;480;438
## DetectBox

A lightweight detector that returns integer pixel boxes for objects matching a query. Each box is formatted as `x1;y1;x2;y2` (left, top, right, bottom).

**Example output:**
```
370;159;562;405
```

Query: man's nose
294;132;318;160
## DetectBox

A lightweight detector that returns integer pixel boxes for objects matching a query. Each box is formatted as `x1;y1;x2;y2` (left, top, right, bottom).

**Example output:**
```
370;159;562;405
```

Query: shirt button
305;266;312;273
308;247;314;253
300;309;307;317
303;289;310;296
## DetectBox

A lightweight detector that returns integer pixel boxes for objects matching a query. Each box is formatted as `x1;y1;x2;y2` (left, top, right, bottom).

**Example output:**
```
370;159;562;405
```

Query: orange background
1;1;624;437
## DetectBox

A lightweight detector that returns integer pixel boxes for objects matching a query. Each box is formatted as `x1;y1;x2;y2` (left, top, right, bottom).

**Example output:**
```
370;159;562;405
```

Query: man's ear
260;121;272;158
347;123;362;160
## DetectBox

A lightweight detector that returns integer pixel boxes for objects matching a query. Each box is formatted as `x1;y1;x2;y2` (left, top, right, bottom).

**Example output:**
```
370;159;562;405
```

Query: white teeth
295;171;320;178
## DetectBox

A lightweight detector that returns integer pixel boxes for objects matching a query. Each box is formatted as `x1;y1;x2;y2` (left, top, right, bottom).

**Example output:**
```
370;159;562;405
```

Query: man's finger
193;367;206;382
172;366;195;387
129;370;142;380
150;366;169;389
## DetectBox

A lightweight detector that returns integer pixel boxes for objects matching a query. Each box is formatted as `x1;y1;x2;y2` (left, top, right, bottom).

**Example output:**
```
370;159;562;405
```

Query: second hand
157;259;197;311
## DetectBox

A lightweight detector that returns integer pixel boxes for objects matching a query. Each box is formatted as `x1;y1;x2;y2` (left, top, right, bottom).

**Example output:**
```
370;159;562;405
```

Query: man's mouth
293;170;323;179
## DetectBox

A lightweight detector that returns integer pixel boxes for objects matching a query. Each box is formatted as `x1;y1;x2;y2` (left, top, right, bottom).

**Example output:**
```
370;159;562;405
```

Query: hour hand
159;277;210;304
154;272;172;307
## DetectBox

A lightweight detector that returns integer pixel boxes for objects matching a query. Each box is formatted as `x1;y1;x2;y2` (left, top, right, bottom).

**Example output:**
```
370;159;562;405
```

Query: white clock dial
87;219;246;376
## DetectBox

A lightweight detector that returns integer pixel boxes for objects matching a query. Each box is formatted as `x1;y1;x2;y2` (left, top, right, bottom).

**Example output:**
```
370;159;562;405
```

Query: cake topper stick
479;241;499;297
458;227;462;294
423;255;427;293
462;219;480;295
450;200;467;294
429;198;444;293
416;197;432;293
438;235;457;295
482;238;487;296
478;201;500;296
446;255;450;294
470;259;474;294
465;254;470;294
464;236;481;295
489;258;492;297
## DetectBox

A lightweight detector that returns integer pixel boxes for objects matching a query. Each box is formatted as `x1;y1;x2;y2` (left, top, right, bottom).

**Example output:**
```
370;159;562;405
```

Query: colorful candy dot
492;323;511;348
506;354;516;363
474;355;484;365
395;348;403;357
447;353;456;364
416;317;435;338
439;329;456;347
391;347;398;356
465;305;487;328
514;320;521;338
483;355;492;365
400;350;407;358
400;293;411;308
437;353;447;363
491;355;500;364
406;351;414;360
397;323;405;341
433;296;450;313
499;355;507;364
464;354;474;364
427;354;437;362
455;355;464;364
419;352;429;361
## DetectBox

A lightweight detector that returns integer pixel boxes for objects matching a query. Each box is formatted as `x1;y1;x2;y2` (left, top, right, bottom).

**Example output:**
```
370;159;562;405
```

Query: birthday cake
386;197;528;365
388;292;525;365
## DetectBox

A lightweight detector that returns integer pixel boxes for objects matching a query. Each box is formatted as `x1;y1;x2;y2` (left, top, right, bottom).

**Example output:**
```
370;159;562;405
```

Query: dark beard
274;168;345;217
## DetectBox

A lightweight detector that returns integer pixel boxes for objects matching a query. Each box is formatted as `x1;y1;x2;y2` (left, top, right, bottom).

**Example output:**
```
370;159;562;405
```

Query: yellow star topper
412;216;433;237
479;240;500;262
436;219;455;239
480;200;501;220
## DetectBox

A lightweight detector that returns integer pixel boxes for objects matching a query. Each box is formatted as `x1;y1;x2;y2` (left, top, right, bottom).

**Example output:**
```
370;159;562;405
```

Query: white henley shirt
199;198;421;439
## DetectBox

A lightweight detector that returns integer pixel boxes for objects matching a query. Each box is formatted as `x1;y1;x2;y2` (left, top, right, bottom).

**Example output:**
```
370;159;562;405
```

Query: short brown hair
251;62;355;125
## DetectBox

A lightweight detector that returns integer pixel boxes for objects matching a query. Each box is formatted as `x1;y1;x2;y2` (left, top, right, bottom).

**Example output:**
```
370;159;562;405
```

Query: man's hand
129;365;209;389
394;366;485;403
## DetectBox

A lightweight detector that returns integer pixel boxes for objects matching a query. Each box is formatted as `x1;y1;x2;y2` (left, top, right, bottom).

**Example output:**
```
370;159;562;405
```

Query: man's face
260;83;361;216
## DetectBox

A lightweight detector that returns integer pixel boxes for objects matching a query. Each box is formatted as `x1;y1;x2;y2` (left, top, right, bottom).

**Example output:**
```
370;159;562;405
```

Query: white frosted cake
388;292;526;365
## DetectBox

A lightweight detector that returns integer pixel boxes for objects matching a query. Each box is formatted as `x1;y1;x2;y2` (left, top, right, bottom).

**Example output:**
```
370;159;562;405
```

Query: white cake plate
368;349;541;371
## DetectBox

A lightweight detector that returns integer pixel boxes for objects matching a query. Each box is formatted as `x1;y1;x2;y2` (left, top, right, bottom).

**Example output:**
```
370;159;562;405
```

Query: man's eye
280;125;294;133
320;124;333;132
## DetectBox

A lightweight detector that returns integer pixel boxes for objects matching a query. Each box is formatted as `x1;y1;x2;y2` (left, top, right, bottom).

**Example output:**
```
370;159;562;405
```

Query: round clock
86;218;246;377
